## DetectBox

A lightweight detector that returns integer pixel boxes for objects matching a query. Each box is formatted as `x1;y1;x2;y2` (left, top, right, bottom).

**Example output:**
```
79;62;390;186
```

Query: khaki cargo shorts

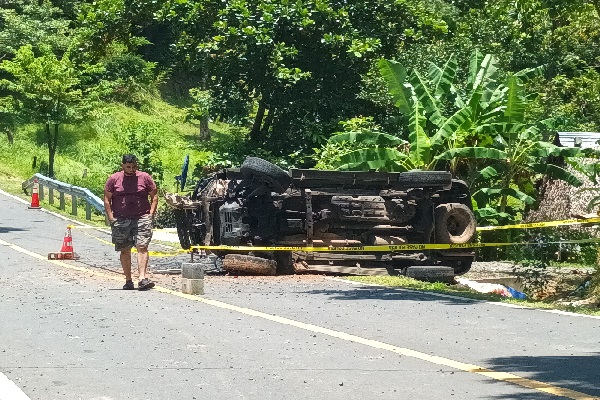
111;214;153;251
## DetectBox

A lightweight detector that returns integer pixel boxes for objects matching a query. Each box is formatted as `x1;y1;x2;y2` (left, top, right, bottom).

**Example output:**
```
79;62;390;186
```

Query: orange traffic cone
61;226;74;253
48;226;80;260
28;178;41;209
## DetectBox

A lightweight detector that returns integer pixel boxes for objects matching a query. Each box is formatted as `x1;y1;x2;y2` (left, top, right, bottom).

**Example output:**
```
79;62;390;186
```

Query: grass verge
344;275;600;316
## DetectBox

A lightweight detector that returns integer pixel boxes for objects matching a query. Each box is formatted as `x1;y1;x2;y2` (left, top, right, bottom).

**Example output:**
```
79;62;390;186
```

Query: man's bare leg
136;245;149;280
120;248;133;281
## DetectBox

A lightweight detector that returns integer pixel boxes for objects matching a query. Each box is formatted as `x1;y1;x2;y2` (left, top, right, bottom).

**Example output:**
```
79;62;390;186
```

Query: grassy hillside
0;99;236;197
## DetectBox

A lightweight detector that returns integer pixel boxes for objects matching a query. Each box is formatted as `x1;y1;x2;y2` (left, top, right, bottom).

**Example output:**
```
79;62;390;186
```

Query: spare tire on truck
240;157;291;194
434;203;476;244
223;254;277;275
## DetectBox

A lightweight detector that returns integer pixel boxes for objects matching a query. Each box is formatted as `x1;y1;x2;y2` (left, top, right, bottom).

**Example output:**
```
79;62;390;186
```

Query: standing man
104;154;158;290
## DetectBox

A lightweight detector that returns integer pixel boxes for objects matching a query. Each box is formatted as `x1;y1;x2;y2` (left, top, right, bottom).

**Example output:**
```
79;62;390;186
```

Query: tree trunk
261;108;275;135
5;127;13;144
199;117;210;141
47;123;59;178
250;100;266;142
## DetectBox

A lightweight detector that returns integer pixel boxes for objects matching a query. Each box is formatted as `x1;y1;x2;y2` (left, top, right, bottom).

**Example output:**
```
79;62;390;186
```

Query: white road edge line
0;372;32;400
3;187;599;321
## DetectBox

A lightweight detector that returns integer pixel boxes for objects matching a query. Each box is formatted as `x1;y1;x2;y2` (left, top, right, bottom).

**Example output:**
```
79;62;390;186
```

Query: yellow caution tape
188;237;600;252
477;217;600;231
68;216;600;256
190;242;505;252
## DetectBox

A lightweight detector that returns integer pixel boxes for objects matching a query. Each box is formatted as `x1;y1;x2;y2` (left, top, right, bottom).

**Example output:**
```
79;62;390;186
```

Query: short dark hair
122;154;138;164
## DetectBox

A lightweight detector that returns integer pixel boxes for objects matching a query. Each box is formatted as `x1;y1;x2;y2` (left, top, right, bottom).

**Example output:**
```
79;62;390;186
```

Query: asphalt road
1;189;599;400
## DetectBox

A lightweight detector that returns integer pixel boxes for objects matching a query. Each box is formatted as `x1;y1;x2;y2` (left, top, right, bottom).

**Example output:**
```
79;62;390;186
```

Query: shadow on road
0;226;28;233
304;286;478;305
484;353;600;399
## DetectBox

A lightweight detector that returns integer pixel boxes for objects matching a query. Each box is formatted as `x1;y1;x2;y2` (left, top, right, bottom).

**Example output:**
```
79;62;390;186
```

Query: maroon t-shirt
104;171;156;219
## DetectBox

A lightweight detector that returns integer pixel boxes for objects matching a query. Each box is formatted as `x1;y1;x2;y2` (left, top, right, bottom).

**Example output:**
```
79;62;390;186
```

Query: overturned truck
166;157;477;281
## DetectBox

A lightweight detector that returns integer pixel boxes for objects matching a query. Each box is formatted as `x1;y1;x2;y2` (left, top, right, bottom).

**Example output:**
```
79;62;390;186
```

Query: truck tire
240;157;291;194
398;171;452;187
174;209;191;249
405;266;454;283
434;203;476;244
223;254;277;275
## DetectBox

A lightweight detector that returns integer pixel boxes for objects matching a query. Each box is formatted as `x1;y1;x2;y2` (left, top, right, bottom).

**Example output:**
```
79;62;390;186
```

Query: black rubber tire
398;170;452;188
434;203;476;244
240;157;291;194
222;254;277;275
174;209;191;249
274;251;295;275
405;266;455;283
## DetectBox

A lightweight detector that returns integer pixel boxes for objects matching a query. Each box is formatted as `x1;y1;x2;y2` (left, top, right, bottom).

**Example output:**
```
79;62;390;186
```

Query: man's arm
103;189;115;223
149;188;158;216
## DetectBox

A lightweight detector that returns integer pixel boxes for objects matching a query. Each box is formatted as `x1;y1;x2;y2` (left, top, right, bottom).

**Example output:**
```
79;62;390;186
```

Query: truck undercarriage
167;157;477;281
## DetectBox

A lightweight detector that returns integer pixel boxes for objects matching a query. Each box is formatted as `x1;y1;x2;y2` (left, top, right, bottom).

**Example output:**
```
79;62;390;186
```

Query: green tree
185;88;213;141
0;95;19;144
0;0;71;59
0;45;99;177
159;0;449;152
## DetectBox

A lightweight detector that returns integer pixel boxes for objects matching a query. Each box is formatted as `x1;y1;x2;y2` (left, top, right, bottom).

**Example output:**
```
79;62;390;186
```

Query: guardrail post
59;192;65;211
48;187;54;205
85;202;91;220
72;195;77;216
39;183;44;201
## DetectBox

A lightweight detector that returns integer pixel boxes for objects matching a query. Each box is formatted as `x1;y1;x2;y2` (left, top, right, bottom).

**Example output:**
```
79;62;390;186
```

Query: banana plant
444;127;584;220
320;49;586;226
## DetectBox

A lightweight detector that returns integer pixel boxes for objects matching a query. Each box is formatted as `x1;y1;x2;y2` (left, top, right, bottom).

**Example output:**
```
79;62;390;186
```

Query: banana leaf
478;166;499;179
436;147;507;161
467;49;484;91
430;106;472;147
329;131;406;147
529;163;583;187
409;70;446;128
529;142;582;158
504;76;526;123
335;148;408;172
568;159;600;184
378;59;411;115
473;187;536;207
428;54;457;100
514;66;544;82
472;54;499;101
408;98;431;167
484;85;508;109
475;122;525;137
474;207;512;220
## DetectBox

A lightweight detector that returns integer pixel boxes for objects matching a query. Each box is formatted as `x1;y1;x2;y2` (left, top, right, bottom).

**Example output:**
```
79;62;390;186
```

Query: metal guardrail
22;173;105;220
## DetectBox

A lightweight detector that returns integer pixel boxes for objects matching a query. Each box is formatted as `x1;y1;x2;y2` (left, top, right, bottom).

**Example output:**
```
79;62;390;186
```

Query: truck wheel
223;254;277;275
434;203;476;244
405;266;455;283
240;157;291;194
274;251;295;275
398;171;452;187
174;209;191;249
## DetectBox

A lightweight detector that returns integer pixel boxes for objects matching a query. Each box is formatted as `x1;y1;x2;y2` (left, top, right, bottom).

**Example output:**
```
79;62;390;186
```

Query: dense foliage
1;0;599;205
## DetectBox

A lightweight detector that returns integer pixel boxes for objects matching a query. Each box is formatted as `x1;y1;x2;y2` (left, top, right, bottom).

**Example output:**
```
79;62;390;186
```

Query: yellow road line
0;238;597;400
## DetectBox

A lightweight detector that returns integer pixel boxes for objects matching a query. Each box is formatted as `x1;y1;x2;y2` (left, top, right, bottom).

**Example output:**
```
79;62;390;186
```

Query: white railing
22;173;105;220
